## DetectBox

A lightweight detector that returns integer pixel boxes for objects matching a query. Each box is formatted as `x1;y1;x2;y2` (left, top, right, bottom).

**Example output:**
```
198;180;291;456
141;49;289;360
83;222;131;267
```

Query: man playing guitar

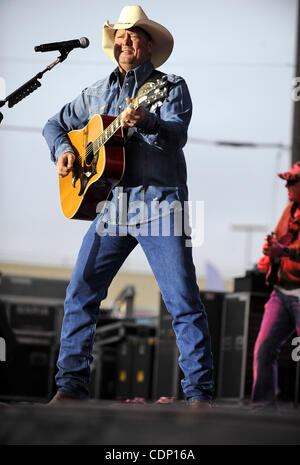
252;161;300;409
43;6;214;407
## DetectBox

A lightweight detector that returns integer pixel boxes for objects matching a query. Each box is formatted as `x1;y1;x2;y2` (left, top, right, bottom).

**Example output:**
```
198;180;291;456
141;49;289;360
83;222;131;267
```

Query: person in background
252;161;300;408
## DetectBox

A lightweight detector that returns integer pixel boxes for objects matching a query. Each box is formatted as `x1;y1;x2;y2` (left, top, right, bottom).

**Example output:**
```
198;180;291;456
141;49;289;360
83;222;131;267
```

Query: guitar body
59;114;125;221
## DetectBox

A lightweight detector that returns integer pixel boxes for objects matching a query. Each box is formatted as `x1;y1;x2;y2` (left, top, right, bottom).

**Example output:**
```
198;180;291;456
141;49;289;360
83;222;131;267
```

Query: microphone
35;37;89;53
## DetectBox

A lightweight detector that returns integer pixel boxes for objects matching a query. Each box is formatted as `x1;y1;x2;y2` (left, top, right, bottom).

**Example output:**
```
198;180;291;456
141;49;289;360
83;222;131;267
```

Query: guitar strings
80;84;162;163
83;99;138;161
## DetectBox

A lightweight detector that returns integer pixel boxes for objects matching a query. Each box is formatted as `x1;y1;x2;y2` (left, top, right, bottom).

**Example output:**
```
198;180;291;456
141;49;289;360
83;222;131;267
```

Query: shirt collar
109;61;155;88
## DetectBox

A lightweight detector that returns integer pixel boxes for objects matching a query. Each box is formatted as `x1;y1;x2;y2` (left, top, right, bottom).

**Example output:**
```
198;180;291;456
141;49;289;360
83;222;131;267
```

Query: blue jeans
55;213;214;402
251;288;300;406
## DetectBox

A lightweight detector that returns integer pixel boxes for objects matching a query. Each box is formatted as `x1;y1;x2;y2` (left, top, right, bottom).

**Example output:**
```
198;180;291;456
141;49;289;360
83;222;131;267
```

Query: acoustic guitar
59;75;168;220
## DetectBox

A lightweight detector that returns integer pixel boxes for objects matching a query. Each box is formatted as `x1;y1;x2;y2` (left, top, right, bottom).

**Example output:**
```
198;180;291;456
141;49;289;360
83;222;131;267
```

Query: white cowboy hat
102;5;174;68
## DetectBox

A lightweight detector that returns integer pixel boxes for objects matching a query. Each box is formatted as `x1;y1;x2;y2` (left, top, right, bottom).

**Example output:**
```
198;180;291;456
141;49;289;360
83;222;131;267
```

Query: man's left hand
121;98;146;127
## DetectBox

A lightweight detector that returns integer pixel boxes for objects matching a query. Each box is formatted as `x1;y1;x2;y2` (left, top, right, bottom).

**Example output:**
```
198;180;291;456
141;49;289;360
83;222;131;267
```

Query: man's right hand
56;152;75;177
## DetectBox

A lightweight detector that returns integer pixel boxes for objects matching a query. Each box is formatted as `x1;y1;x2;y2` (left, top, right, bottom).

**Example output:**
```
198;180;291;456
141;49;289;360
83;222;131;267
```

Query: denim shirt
43;61;192;224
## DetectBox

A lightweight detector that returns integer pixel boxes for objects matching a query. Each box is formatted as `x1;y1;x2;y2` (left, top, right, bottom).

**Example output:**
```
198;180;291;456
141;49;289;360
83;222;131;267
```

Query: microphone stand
0;48;72;124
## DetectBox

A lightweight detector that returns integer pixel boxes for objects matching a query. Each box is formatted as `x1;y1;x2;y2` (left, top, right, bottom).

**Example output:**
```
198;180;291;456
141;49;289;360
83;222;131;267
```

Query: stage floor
0;398;300;445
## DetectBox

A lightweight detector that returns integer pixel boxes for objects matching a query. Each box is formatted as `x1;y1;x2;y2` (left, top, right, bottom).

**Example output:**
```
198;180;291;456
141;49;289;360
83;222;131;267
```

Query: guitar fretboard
92;97;139;153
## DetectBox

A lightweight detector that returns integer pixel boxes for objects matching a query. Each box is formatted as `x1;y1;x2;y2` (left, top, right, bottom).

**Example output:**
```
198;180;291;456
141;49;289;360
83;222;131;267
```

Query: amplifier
0;273;66;339
0;298;63;340
217;292;267;399
217;292;298;401
90;344;118;400
152;338;182;400
115;335;155;400
234;270;270;294
0;334;57;401
115;337;136;399
91;321;156;401
153;292;224;400
152;297;181;399
200;291;224;393
0;274;68;300
131;336;155;399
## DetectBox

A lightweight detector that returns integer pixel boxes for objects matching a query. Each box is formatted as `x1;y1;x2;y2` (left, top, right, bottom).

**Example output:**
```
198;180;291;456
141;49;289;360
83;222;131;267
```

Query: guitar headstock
135;75;169;109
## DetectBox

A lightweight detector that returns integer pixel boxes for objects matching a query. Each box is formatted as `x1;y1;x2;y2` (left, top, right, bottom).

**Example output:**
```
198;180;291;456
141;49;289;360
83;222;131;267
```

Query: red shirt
275;202;300;289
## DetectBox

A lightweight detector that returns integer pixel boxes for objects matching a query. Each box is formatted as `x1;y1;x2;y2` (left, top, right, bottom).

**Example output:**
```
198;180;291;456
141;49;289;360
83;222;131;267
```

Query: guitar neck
91;76;167;153
93;96;141;153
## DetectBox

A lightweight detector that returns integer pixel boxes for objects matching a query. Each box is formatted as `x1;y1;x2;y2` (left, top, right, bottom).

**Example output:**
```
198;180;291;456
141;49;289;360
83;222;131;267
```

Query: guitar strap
137;69;166;96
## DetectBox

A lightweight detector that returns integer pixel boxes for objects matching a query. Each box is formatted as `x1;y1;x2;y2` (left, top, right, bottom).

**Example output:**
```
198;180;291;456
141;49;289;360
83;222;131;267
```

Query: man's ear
148;40;153;55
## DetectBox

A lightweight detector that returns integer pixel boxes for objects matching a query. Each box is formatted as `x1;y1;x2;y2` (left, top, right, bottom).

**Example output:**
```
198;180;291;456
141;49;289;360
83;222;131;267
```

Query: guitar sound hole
85;142;94;166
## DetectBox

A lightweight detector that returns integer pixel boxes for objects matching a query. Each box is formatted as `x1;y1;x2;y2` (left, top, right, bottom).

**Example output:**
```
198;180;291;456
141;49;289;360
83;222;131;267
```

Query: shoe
48;391;82;405
188;399;212;408
250;402;278;414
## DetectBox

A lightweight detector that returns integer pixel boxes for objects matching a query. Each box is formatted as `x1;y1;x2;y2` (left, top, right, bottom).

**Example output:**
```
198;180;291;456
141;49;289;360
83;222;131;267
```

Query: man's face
114;27;153;71
286;179;300;203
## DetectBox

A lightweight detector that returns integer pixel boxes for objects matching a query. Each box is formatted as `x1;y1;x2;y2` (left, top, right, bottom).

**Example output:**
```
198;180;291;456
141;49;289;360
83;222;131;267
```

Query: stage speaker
152;293;225;400
90;344;118;400
90;321;156;401
217;292;267;399
152;339;182;400
217;292;298;401
115;337;136;399
0;298;63;340
0;298;62;402
0;274;68;300
152;296;182;400
115;335;156;400
131;336;155;399
234;269;270;294
199;291;224;393
0;334;57;401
